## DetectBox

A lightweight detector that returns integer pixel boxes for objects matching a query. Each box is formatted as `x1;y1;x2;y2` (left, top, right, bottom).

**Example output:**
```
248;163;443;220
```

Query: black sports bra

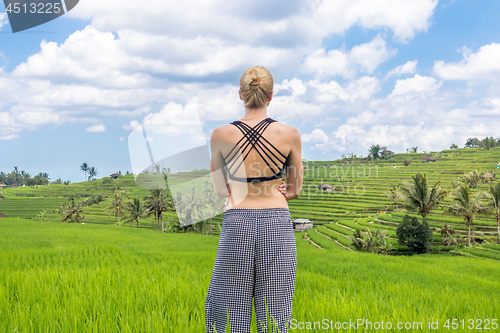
223;117;289;182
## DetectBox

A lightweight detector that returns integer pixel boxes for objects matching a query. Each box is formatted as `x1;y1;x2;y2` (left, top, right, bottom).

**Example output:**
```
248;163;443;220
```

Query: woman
205;66;303;333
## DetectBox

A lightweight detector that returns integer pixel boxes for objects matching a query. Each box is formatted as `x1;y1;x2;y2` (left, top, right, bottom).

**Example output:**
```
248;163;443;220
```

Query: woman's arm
210;127;231;198
283;127;303;200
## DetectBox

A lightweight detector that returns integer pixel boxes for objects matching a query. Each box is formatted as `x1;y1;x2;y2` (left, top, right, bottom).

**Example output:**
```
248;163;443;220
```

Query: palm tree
399;173;448;224
443;184;489;248
124;198;148;227
80;163;89;182
103;192;125;226
406;146;418;153
88;167;98;181
465;137;481;148
144;189;161;231
158;190;175;232
38;172;50;180
144;188;174;232
152;164;162;175
461;170;481;189
176;187;199;230
482;136;497;150
13;166;20;184
61;198;85;223
368;144;386;162
202;179;224;236
347;228;366;251
485;181;500;244
384;183;403;212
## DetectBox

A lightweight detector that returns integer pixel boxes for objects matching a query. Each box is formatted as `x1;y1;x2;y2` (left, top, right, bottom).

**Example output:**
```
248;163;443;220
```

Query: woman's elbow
287;189;301;201
215;190;229;198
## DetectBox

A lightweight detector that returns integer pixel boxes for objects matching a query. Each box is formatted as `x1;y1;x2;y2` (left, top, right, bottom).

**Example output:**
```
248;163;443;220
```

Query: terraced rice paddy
1;147;500;331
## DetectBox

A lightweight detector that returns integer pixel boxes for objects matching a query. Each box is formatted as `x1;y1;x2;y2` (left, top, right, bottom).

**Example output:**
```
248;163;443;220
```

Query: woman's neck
240;106;268;122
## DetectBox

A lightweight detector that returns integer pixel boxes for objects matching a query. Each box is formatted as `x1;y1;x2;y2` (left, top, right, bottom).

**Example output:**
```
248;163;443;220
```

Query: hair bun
248;75;262;87
240;66;273;108
249;71;261;87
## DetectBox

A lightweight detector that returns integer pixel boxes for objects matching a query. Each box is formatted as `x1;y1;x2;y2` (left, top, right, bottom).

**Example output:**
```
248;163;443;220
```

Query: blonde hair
240;66;273;108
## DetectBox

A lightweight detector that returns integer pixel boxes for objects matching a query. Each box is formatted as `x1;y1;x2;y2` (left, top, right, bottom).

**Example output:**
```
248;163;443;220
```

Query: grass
2;218;499;332
1;148;500;331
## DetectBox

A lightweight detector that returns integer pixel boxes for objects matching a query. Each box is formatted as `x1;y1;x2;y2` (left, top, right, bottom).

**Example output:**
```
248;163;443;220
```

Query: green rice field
1;218;499;332
1;147;500;331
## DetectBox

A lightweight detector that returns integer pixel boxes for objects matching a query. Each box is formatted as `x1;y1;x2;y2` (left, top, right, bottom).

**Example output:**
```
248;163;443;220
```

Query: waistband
225;208;290;214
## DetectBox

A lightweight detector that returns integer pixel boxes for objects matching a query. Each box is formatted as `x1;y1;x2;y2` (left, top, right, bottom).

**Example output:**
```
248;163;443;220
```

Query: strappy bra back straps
223;117;289;182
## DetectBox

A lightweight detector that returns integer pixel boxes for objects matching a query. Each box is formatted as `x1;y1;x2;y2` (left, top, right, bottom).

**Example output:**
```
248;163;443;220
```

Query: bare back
210;117;303;209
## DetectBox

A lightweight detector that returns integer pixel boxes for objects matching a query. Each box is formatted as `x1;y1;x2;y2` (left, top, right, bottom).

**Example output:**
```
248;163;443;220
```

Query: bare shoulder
210;124;238;142
273;122;301;141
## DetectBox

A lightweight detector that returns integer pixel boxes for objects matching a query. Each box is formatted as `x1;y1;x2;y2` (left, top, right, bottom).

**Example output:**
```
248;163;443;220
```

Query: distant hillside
1;147;499;247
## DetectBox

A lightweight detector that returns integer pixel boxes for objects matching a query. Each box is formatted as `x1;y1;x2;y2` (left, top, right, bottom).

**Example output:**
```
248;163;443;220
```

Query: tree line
463;136;500;150
349;171;500;255
384;171;500;249
0;166;70;186
346;136;500;163
60;179;223;236
80;163;98;181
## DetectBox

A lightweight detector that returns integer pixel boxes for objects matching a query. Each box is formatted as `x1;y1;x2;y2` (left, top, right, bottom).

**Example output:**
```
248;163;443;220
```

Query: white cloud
307;76;381;104
12;27;151;88
0;1;466;148
142;102;205;138
0;104;79;140
312;0;438;43
0;12;7;30
0;133;19;140
385;60;417;79
122;120;141;130
389;74;442;97
12;26;296;84
8;105;62;127
434;43;500;81
0;112;20;141
85;124;106;132
307;79;500;156
303;35;397;79
119;137;125;141
302;129;328;143
266;76;381;122
68;0;437;44
101;106;151;118
181;85;243;122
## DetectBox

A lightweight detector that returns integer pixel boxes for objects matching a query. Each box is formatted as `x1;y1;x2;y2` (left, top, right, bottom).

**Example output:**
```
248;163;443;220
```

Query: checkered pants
205;208;297;333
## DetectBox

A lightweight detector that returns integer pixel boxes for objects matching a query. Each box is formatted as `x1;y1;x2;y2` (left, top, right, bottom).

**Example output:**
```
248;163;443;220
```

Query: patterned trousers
205;208;297;333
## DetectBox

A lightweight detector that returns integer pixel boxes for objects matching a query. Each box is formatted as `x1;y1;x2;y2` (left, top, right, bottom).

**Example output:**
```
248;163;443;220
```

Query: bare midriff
226;177;288;209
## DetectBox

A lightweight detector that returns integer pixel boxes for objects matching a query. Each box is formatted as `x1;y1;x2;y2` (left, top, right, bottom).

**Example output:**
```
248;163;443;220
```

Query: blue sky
1;0;500;182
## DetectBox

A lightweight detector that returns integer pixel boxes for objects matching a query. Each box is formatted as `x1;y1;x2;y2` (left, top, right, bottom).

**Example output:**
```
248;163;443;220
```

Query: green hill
0;218;499;332
0;147;499;251
1;148;500;331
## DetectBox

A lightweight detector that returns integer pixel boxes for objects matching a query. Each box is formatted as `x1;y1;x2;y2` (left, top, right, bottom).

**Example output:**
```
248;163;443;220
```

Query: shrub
347;227;393;254
396;214;434;254
440;225;456;237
